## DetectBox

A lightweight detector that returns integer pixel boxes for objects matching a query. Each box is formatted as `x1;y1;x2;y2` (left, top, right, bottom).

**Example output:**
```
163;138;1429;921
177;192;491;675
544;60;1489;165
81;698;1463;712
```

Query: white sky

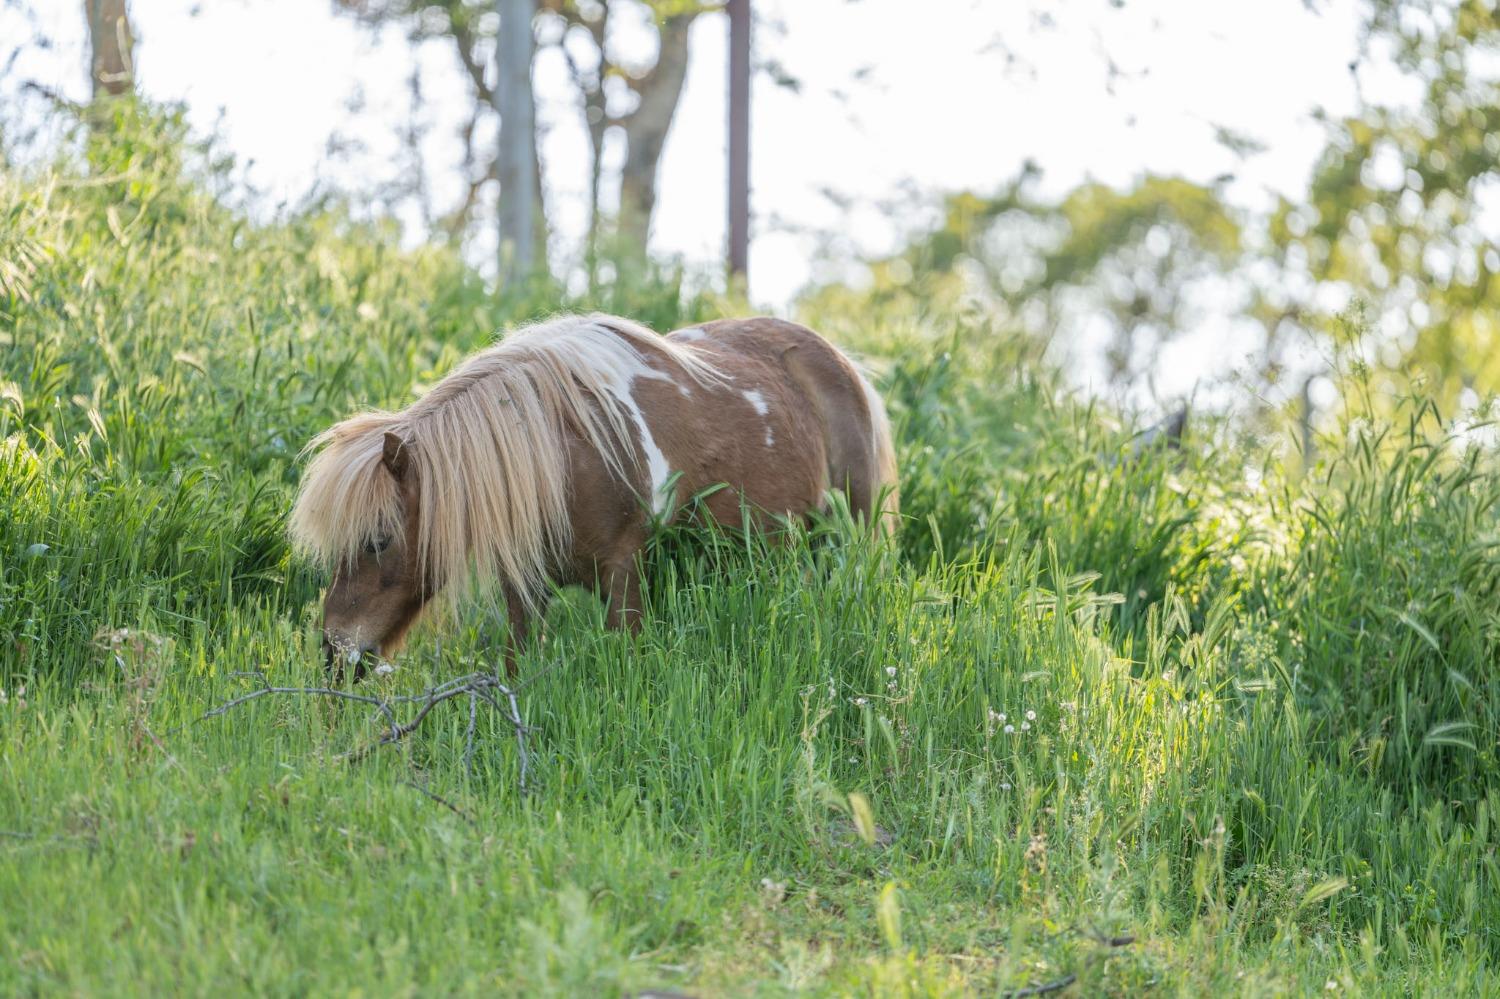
2;0;1417;402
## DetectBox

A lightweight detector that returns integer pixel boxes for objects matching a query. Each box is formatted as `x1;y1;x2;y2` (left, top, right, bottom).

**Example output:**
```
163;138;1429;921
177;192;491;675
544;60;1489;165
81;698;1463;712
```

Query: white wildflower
1025;710;1036;721
1004;724;1015;734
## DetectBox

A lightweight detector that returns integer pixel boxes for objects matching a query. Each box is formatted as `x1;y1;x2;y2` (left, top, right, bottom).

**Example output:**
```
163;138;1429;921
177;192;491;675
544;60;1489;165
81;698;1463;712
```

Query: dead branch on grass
198;667;535;791
1001;931;1136;998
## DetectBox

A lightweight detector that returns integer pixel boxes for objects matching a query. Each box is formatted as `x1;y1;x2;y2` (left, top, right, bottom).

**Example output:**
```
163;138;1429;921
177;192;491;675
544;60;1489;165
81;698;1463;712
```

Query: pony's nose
322;634;369;682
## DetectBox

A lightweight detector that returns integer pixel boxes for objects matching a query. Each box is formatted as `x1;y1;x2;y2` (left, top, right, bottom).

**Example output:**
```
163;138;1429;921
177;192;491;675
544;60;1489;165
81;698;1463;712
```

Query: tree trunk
584;121;605;285
84;0;134;100
532;132;550;276
496;0;539;289
617;13;696;254
582;13;609;290
555;1;611;287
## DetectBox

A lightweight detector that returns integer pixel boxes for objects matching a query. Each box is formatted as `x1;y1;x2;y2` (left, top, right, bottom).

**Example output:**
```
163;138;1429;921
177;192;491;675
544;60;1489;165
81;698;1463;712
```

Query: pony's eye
364;535;392;556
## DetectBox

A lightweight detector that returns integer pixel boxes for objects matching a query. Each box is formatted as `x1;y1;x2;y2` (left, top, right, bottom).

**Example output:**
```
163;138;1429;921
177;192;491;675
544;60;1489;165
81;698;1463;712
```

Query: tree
83;0;133;100
1274;0;1500;408
546;1;706;267
337;0;707;282
819;168;1244;389
612;8;696;253
823;0;1500;420
335;0;548;270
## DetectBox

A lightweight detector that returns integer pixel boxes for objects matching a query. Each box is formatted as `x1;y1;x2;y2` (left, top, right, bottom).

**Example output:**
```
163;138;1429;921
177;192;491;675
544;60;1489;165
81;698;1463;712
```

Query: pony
289;313;899;676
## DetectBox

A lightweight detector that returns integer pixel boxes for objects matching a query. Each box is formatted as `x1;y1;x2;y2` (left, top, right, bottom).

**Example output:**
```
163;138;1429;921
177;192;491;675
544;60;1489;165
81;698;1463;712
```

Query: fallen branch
402;779;476;826
1002;929;1136;998
1004;973;1076;998
197;666;535;791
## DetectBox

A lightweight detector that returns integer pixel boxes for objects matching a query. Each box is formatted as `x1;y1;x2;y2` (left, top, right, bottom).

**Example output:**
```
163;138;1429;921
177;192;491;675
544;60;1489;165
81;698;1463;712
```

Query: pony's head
318;431;430;676
290;418;434;679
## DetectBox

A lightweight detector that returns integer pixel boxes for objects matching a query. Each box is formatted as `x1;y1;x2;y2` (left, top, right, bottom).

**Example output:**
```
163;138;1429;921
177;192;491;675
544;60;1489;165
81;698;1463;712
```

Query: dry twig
1004;972;1077;998
401;779;476;826
1001;930;1136;998
197;665;535;791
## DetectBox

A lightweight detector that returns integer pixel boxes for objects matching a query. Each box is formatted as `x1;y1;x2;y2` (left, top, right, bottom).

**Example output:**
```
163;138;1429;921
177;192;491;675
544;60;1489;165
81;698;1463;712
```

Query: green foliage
2;117;1499;993
1243;0;1500;413
1277;0;1500;407
805;169;1245;384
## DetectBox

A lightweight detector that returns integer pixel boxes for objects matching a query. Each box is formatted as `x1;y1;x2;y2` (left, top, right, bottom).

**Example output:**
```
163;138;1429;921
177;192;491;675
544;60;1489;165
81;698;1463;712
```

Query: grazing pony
290;314;899;675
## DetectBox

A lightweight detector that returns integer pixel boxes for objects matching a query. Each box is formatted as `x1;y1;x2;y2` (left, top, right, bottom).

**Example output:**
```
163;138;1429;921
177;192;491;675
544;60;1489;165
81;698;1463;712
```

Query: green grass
2;110;1498;995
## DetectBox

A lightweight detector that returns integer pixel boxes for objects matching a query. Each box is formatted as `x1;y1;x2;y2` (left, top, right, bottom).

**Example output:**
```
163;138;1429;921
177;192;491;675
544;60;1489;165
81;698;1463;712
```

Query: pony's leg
501;586;542;678
600;557;644;634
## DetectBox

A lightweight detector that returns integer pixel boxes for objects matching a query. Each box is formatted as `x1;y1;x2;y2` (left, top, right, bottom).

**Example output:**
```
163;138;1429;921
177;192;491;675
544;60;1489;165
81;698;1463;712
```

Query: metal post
727;0;751;284
497;0;538;290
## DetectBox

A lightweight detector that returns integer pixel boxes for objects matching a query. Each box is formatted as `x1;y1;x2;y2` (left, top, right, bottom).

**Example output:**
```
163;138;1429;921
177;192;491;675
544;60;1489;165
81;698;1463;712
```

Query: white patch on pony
742;388;774;447
593;353;678;516
515;316;702;517
673;326;708;342
626;392;674;515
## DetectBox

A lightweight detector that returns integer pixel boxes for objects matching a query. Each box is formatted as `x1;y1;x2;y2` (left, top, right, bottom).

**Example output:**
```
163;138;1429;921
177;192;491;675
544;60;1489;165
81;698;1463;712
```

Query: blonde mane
289;313;721;610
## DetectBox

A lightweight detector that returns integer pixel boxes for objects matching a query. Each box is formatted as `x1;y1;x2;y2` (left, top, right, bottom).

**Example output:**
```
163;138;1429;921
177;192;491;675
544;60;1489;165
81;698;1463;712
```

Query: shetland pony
290;314;899;676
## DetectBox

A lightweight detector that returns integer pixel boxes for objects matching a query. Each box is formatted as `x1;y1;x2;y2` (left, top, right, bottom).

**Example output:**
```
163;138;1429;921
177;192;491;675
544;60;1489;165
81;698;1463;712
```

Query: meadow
2;119;1499;996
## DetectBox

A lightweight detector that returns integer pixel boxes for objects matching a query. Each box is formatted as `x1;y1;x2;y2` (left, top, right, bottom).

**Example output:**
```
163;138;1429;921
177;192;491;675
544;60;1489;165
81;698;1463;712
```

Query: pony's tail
865;382;901;536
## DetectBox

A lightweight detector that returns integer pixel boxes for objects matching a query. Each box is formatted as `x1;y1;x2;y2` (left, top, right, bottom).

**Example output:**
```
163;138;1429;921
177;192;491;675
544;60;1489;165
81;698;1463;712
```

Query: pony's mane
289;313;721;609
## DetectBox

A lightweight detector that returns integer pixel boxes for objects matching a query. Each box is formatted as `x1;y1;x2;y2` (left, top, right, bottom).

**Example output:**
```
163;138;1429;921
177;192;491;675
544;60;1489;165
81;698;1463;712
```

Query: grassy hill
2;118;1497;995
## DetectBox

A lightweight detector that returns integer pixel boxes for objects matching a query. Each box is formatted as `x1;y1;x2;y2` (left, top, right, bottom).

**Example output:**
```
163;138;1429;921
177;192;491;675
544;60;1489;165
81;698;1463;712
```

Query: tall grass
1;111;1497;994
1250;388;1500;802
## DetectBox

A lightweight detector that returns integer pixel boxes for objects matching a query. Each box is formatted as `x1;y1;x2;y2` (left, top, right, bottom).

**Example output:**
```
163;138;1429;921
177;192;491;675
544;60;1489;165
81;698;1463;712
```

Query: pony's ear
382;431;410;481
